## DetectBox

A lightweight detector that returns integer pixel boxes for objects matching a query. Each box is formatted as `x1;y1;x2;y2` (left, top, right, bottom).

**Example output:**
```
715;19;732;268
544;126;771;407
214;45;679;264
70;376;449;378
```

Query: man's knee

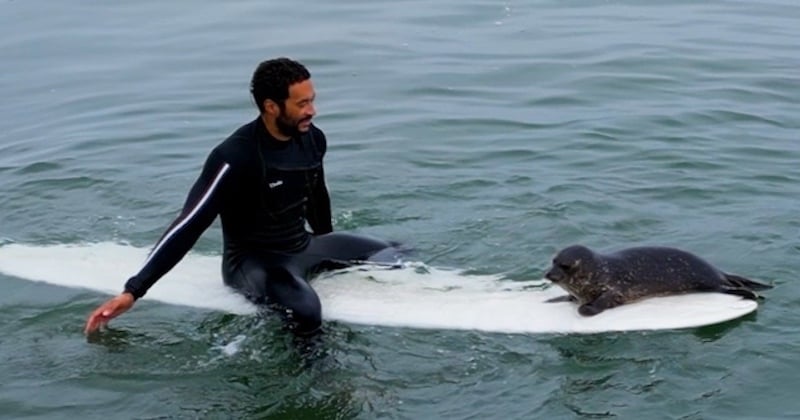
264;266;322;334
224;263;269;304
285;293;322;335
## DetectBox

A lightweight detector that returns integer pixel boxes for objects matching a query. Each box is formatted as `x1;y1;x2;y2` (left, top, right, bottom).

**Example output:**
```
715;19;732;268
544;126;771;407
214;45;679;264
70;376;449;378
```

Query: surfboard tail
725;274;773;291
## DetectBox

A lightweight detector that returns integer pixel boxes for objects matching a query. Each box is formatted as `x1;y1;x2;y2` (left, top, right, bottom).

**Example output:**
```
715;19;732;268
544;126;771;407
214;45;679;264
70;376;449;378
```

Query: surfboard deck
0;242;759;334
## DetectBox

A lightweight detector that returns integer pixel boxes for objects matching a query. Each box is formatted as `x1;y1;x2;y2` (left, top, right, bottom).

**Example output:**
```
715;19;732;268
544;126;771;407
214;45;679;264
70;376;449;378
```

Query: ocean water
1;0;799;418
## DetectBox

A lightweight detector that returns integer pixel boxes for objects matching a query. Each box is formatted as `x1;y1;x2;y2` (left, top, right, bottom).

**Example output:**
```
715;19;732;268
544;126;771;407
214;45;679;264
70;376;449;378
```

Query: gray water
1;0;799;418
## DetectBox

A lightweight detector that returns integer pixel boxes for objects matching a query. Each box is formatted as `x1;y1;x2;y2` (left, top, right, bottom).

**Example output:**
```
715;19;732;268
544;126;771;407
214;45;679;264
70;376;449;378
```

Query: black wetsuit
123;117;399;334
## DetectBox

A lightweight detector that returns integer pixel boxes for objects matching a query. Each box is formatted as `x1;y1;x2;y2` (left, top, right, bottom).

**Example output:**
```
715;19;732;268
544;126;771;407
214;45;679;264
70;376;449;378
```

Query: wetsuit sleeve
307;129;333;235
123;149;232;299
307;165;333;235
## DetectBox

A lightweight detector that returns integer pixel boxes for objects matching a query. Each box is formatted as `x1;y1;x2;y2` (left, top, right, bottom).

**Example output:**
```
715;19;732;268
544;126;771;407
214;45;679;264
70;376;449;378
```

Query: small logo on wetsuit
268;180;284;189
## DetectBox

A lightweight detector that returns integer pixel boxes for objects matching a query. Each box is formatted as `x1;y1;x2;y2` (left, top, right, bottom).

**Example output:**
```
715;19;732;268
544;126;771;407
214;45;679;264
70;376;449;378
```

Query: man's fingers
84;294;134;336
85;302;115;334
84;317;100;335
84;312;105;334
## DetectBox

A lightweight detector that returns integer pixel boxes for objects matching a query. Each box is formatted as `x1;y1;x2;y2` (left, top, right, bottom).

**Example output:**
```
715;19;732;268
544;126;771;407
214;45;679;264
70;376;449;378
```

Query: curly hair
250;57;311;113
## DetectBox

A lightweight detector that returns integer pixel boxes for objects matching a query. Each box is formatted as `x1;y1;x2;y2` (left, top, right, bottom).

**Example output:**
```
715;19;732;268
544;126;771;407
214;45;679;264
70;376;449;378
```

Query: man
84;57;401;336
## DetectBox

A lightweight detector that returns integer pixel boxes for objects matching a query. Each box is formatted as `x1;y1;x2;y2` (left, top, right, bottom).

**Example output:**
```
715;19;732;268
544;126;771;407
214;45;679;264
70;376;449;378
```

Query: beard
275;112;311;138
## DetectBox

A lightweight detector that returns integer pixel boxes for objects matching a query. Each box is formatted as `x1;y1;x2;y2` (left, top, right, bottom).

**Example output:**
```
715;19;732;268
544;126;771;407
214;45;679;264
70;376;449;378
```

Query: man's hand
84;292;135;335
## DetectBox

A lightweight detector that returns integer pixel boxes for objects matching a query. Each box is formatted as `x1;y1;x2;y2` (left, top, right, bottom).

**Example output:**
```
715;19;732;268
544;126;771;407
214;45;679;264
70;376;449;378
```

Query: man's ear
264;99;280;115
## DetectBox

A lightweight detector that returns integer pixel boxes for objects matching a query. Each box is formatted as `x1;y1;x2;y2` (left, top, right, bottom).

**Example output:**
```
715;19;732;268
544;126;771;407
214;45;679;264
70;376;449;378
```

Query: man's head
251;57;316;138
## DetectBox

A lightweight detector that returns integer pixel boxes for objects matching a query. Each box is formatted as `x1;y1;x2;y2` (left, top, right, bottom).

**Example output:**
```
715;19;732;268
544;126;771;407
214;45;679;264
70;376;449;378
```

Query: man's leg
223;256;322;335
307;232;409;266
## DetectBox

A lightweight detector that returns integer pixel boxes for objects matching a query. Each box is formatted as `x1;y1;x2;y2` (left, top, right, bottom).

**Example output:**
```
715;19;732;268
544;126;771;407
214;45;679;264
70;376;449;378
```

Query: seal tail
725;274;773;291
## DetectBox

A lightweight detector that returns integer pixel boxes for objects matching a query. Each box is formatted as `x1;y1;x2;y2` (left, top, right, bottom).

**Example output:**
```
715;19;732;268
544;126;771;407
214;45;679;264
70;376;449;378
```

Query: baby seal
544;244;772;316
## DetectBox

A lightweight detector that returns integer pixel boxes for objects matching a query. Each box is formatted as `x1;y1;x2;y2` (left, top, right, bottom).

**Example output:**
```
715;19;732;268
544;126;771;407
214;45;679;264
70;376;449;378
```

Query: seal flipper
725;274;772;291
720;286;761;301
578;292;625;316
578;302;604;316
546;295;576;303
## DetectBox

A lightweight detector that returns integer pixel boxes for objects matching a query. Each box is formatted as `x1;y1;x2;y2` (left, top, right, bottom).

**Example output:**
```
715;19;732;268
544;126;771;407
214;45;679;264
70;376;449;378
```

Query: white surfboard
0;242;759;334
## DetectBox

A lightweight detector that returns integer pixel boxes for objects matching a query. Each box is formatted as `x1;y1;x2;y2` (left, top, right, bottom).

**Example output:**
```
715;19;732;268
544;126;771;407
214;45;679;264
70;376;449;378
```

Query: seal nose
545;267;561;282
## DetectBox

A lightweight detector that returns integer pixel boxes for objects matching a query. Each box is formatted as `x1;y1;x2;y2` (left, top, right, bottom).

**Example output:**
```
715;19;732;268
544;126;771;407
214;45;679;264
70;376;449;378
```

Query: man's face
276;79;316;137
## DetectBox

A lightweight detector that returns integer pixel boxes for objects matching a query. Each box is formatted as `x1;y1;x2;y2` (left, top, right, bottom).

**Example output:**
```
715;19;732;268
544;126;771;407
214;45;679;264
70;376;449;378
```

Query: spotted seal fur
544;244;772;316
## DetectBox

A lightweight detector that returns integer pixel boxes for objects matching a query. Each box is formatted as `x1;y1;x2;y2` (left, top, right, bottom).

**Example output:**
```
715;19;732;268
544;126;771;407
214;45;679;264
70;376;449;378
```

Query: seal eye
557;262;573;272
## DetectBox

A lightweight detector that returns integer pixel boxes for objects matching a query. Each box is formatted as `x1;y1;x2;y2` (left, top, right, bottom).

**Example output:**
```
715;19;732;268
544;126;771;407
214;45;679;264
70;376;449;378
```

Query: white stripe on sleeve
140;162;231;268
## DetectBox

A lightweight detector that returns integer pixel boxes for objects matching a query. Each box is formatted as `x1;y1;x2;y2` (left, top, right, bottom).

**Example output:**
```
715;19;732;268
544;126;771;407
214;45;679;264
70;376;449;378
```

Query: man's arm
124;153;231;299
307;165;333;235
85;150;231;334
306;128;333;235
125;157;230;299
